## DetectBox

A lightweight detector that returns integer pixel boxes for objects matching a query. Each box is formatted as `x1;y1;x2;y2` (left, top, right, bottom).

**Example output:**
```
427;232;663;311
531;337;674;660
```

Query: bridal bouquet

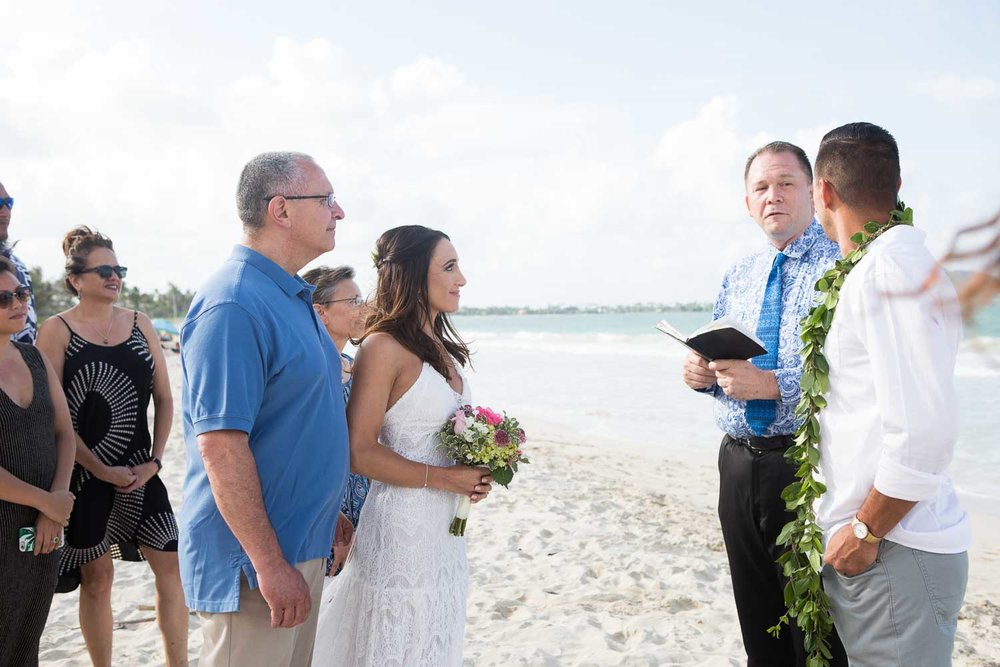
438;405;529;536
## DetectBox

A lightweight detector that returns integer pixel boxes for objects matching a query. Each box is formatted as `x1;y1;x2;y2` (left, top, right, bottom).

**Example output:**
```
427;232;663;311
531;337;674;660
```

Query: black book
655;316;767;362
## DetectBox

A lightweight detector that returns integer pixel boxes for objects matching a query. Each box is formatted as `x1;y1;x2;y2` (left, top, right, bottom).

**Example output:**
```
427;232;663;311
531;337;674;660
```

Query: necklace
768;202;912;666
84;308;116;345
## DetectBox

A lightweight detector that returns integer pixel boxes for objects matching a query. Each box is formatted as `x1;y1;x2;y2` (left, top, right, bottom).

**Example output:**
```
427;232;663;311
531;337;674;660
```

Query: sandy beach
38;354;1000;666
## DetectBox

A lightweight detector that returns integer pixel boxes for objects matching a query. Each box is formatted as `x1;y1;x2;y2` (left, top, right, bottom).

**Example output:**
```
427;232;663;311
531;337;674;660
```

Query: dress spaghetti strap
55;314;76;335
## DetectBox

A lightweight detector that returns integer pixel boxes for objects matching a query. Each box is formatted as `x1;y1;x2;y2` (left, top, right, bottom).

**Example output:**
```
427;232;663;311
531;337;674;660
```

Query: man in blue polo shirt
180;151;350;667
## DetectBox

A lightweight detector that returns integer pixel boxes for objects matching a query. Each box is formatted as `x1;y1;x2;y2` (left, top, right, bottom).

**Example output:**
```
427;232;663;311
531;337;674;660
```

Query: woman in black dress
0;256;78;666
37;227;187;666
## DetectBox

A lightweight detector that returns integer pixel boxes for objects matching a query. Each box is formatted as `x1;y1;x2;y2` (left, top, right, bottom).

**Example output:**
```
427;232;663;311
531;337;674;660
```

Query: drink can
18;526;35;552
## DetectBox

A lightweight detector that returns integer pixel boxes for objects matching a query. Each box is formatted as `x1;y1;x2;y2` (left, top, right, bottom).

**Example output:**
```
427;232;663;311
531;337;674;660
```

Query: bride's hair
365;225;470;380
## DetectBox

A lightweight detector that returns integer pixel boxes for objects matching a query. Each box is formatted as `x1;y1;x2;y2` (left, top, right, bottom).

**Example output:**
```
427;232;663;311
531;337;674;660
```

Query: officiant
680;141;847;667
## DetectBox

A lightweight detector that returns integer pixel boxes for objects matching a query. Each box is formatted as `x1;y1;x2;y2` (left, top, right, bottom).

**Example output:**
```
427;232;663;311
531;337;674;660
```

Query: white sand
39;355;1000;666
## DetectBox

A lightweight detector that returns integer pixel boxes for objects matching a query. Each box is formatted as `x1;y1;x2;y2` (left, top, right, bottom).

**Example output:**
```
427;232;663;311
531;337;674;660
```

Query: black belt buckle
737;435;793;452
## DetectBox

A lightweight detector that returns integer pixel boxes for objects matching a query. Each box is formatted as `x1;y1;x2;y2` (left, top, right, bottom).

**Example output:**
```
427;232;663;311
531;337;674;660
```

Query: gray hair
301;265;356;304
236;151;314;230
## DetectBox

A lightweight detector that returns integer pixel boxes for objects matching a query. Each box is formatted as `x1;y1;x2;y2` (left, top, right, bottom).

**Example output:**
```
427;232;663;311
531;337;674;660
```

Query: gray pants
822;540;968;667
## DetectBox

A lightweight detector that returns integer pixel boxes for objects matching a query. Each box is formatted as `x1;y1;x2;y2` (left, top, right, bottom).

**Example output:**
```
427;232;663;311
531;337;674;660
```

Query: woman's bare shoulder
357;333;421;372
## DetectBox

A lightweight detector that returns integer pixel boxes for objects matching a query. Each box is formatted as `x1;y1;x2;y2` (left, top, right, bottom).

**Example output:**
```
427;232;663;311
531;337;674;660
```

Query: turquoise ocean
451;305;1000;517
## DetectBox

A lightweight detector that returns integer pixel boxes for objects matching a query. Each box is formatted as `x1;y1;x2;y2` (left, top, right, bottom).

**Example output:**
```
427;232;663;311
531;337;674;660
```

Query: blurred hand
329;512;355;576
682;352;716;390
710;359;778;401
99;465;137;488
117;461;158;493
256;559;312;629
39;489;75;526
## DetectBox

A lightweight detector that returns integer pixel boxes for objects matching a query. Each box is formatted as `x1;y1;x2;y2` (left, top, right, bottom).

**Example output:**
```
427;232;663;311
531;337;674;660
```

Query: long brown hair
365;225;470;379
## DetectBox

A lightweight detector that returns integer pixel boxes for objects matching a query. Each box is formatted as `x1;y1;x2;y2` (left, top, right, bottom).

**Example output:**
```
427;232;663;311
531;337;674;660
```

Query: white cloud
651;95;752;220
6;12;991;309
389;57;466;98
913;75;999;104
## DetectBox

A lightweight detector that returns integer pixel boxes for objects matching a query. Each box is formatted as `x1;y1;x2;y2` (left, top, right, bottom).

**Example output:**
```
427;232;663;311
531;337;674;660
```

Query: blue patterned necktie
746;252;787;436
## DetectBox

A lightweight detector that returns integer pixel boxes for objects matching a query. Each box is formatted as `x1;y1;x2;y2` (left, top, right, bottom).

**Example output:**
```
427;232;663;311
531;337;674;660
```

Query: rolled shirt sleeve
859;259;961;502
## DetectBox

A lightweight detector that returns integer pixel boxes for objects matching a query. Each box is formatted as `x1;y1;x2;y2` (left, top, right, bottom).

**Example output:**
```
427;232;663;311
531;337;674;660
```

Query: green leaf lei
767;202;913;666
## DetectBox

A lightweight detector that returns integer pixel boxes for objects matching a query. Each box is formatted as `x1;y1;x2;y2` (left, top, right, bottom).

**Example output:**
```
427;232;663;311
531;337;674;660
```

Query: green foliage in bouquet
438;405;530;536
768;203;913;666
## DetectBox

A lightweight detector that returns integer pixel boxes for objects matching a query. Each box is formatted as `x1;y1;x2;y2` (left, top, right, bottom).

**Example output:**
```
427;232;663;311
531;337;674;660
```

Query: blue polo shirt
179;245;349;613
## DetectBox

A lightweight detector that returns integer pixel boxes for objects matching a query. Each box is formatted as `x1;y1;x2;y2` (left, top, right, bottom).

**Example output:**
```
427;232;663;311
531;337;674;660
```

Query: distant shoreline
455;303;713;316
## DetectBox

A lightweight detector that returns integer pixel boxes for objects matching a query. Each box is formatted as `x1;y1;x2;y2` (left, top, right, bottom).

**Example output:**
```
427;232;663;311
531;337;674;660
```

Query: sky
1;0;998;307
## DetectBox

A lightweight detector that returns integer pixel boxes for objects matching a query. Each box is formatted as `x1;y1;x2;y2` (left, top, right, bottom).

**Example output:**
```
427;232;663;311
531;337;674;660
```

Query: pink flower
452;410;468;434
516;428;526;443
475;406;503;426
494;430;510;445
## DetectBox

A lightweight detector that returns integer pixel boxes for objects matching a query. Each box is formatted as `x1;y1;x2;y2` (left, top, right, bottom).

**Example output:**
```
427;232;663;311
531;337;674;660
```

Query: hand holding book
656;316;767;362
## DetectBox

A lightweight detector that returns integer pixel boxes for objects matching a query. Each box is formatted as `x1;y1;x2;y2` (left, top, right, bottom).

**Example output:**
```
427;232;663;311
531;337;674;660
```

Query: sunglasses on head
77;265;128;279
0;286;32;309
0;197;13;209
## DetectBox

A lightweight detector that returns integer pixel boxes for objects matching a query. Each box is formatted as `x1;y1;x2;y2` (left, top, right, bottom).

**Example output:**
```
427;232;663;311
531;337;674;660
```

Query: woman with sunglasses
0;256;77;666
302;265;369;575
36;227;187;666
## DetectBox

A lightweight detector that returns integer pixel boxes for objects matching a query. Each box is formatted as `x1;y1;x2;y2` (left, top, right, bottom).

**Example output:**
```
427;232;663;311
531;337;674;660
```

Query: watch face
852;522;868;540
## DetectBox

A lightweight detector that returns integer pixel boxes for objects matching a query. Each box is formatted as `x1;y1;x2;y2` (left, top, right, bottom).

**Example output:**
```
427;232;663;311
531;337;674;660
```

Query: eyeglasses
0;286;31;309
76;265;128;279
0;197;13;209
265;193;337;208
318;295;366;308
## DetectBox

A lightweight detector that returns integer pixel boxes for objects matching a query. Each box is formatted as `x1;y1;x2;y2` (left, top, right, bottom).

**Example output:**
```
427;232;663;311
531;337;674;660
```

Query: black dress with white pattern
55;312;178;593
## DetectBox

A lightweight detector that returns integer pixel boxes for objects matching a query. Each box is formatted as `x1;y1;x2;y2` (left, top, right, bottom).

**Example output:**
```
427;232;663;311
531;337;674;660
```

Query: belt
728;434;795;452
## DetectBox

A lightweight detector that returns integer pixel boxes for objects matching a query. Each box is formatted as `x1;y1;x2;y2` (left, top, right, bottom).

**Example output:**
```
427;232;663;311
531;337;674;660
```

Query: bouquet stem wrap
450;496;472;536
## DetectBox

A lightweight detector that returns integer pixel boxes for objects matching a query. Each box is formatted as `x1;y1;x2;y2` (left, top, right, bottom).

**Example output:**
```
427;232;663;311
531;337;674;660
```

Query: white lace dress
311;362;471;667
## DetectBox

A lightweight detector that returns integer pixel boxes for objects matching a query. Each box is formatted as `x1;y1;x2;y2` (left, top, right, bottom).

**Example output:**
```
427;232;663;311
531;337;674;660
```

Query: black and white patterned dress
55;312;178;592
0;343;59;667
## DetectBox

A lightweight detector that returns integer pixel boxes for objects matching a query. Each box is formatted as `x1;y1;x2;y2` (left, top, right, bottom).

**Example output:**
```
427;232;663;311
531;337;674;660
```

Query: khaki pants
198;558;326;667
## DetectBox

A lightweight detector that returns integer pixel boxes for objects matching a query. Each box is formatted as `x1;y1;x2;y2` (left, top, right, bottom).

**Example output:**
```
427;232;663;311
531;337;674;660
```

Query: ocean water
451;309;1000;517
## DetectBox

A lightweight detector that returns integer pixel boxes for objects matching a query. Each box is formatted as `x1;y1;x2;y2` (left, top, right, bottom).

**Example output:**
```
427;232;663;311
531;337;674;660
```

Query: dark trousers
718;435;848;667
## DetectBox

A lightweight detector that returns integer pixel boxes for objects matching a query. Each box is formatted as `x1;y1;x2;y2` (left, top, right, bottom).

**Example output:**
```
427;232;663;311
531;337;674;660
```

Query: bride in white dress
312;226;493;667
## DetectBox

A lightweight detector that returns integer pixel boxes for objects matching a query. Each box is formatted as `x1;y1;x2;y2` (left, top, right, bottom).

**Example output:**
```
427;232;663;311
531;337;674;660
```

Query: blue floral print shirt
704;220;841;438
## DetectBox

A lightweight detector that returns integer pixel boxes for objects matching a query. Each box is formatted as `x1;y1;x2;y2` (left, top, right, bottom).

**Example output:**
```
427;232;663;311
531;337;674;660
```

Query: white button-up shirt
816;225;971;554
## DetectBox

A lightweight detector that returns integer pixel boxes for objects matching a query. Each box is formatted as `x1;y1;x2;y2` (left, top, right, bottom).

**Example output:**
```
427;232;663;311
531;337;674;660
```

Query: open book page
654;320;687;342
655;315;767;361
691;315;766;349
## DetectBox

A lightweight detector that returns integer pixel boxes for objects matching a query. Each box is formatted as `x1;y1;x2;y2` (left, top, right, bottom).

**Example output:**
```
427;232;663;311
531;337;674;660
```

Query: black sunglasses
77;265;128;279
0;197;13;209
0;285;32;309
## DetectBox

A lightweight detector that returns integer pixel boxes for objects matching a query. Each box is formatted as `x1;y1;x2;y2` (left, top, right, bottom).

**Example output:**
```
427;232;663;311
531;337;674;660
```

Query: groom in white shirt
812;122;970;666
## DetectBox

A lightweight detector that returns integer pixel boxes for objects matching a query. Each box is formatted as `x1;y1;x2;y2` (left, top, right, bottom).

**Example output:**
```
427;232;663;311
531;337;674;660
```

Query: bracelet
423;463;429;488
151;457;163;473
